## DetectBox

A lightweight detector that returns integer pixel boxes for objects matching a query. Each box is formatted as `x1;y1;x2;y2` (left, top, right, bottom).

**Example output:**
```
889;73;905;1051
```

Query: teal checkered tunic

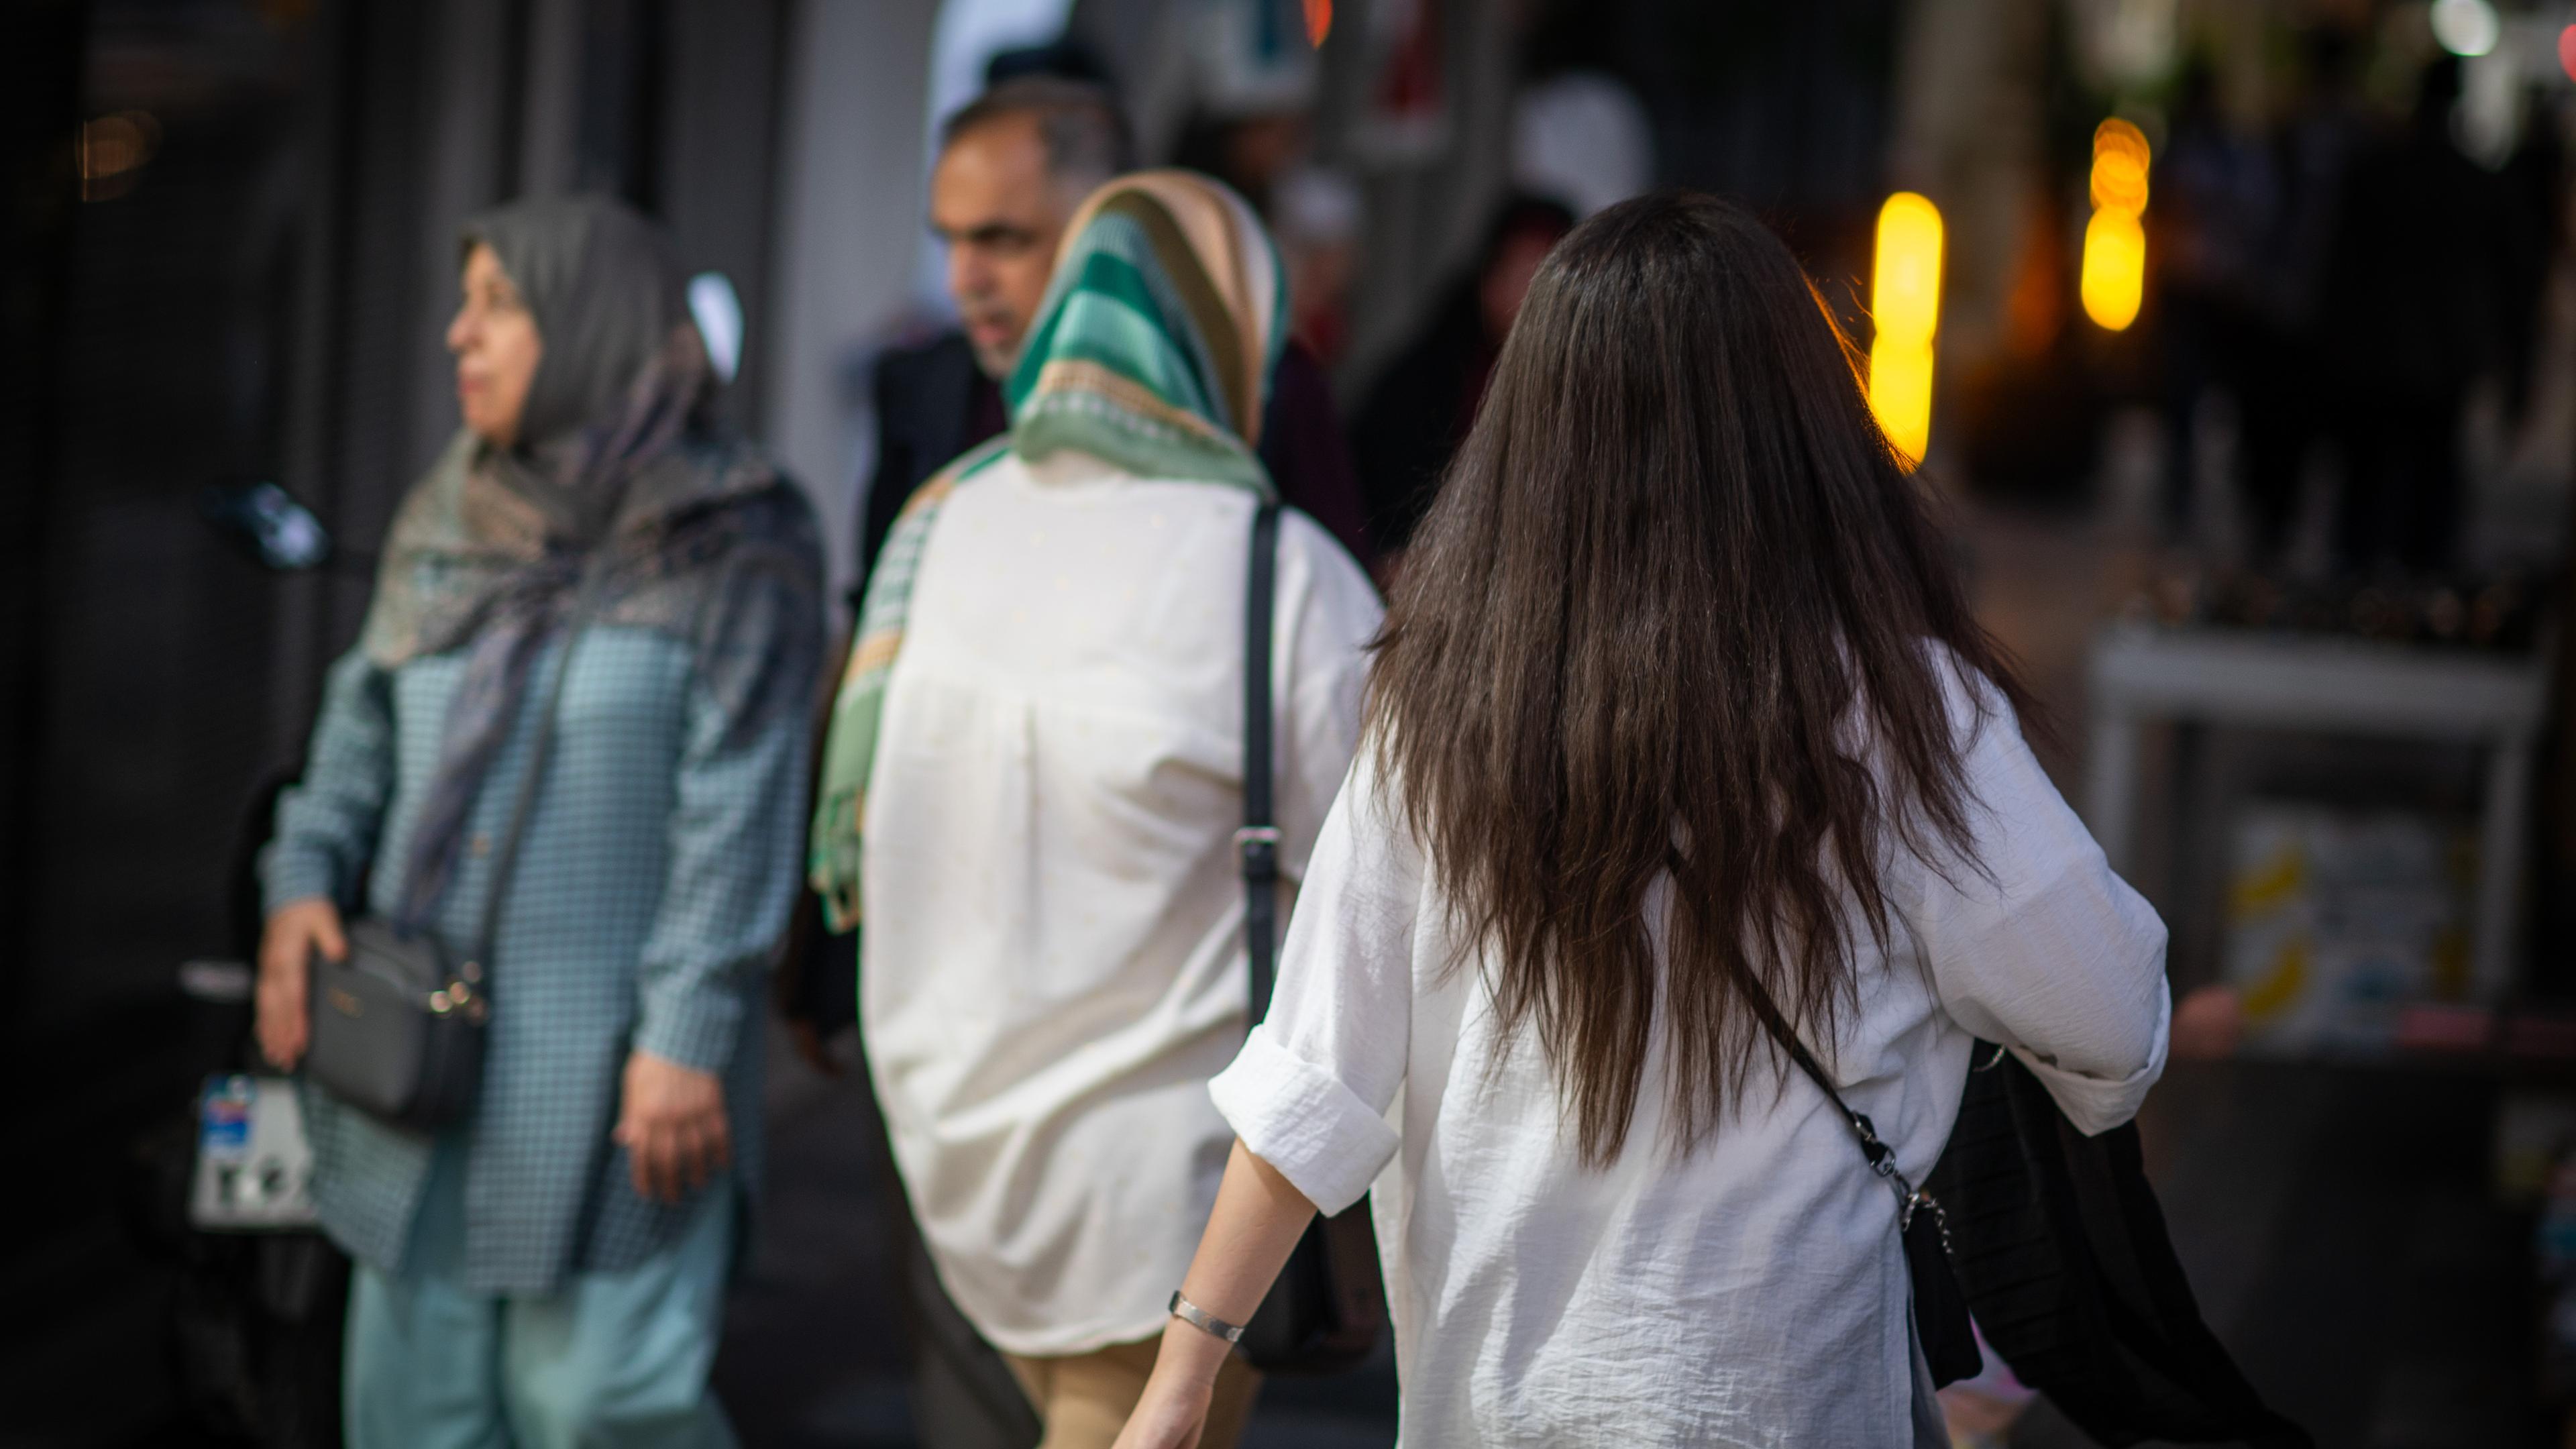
264;621;812;1294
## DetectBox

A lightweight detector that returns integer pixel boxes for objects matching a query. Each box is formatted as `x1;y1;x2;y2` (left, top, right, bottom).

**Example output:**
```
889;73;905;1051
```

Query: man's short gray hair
939;78;1134;198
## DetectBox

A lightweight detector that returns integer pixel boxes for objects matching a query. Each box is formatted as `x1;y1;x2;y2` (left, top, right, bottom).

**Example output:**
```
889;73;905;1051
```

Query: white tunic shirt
861;448;1383;1356
1210;664;2172;1446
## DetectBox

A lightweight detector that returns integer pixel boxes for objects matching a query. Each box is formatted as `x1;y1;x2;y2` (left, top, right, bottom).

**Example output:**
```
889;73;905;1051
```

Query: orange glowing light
1869;337;1935;468
2091;149;2149;214
1868;192;1943;464
1871;192;1943;347
77;111;160;201
1304;0;1332;48
2090;119;2151;214
2081;117;2149;331
2080;205;2146;331
2093;118;2149;166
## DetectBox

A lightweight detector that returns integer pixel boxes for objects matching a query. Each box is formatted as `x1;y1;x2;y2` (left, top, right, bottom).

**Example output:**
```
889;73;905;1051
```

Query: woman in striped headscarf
811;172;1380;1448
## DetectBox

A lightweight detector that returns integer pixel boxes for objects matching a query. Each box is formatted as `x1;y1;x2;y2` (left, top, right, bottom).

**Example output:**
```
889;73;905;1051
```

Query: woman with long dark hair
1114;193;2169;1446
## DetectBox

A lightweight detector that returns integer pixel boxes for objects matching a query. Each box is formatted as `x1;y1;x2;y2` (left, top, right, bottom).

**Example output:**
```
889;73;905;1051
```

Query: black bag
1740;979;1985;1389
1925;1044;2312;1448
304;602;592;1132
1233;501;1388;1377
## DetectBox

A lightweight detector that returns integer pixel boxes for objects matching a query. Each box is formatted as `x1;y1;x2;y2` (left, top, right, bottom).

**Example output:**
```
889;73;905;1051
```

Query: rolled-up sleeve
1211;750;1417;1215
634;592;820;1075
262;647;397;916
1915;669;2171;1136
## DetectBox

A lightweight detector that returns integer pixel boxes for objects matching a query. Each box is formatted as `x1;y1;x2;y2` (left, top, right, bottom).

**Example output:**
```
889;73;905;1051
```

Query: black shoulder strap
1242;502;1283;1024
1737;967;1921;1218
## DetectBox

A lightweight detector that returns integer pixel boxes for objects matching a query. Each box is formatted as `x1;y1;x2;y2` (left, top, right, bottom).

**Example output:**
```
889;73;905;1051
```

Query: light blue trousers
343;1140;738;1449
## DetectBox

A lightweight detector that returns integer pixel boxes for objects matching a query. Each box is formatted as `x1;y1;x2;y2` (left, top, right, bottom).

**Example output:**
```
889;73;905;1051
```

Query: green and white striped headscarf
809;170;1287;932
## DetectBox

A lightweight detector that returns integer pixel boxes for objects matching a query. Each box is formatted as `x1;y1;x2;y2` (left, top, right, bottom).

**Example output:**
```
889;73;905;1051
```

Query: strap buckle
1234;824;1282;879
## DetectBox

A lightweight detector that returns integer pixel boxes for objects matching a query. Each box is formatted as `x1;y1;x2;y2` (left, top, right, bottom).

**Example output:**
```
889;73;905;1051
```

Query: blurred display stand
2086;621;2548;1018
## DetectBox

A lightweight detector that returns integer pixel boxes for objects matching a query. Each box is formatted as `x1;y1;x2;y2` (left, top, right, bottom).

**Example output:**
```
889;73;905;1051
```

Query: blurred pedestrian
2233;28;2370;565
1114;193;2170;1448
2153;61;2269;539
256;195;822;1447
855;78;1370;615
809;172;1383;1449
782;92;1378;1444
1271;164;1364;366
2318;56;2510;574
1349;193;1573;557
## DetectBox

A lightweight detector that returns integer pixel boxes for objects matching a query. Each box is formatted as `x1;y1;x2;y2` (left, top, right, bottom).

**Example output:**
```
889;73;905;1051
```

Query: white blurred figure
1511;70;1654;219
1271;165;1363;366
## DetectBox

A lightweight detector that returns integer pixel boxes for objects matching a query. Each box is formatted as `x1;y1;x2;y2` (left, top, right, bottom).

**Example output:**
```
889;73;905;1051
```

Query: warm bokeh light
1870;191;1943;348
2091;119;2151;213
1304;0;1332;48
2080;205;2146;331
2093;117;2149;166
1868;192;1943;464
2561;24;2576;83
79;113;157;180
77;111;161;202
2082;117;2149;332
2090;148;2149;214
1868;335;1935;466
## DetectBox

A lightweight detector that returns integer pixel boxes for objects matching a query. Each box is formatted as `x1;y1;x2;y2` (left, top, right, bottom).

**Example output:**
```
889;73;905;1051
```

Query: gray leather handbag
304;609;590;1132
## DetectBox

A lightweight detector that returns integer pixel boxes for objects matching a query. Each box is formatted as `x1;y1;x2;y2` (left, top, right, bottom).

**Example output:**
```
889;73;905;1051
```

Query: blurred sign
189;1075;317;1231
2225;802;2477;1057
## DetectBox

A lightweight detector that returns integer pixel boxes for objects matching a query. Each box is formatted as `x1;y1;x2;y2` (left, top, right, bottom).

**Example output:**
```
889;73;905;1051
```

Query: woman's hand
2170;984;2243;1060
614;1050;731;1202
1115;1140;1318;1446
256;898;345;1070
1111;1320;1231;1449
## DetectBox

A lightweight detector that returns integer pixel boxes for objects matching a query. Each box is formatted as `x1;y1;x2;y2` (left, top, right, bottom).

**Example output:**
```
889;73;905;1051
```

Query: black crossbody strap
1735;967;1928;1228
464;581;598;983
1242;502;1283;1024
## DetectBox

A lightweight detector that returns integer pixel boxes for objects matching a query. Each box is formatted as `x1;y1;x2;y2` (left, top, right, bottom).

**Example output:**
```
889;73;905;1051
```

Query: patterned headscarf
808;170;1286;931
366;195;821;935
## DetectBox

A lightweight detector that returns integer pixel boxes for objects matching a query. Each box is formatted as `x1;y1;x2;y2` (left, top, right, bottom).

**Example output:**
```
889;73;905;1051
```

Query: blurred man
855;78;1371;608
2318;55;2508;573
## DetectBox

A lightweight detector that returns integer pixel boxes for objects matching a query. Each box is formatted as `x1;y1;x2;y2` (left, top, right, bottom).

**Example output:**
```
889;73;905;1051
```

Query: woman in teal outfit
255;195;822;1447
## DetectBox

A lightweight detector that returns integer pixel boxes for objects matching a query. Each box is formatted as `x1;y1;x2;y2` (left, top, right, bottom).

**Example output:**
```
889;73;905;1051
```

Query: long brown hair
1368;193;2035;1166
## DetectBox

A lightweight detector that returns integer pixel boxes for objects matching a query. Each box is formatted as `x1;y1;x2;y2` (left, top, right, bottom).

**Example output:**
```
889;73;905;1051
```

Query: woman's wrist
1157;1312;1237;1385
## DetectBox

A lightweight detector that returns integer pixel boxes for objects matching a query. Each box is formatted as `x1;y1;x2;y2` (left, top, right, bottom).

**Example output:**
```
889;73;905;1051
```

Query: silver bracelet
1168;1291;1246;1345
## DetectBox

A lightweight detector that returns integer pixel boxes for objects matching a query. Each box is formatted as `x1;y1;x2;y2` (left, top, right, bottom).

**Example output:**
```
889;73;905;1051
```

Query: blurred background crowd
1;0;2571;1445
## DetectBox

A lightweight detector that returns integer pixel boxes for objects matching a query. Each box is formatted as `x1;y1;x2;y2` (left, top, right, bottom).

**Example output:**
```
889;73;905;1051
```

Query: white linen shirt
1210;663;2173;1446
861;447;1382;1356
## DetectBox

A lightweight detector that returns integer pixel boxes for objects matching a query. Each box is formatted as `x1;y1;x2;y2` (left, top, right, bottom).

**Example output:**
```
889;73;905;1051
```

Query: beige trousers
1003;1334;1262;1449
